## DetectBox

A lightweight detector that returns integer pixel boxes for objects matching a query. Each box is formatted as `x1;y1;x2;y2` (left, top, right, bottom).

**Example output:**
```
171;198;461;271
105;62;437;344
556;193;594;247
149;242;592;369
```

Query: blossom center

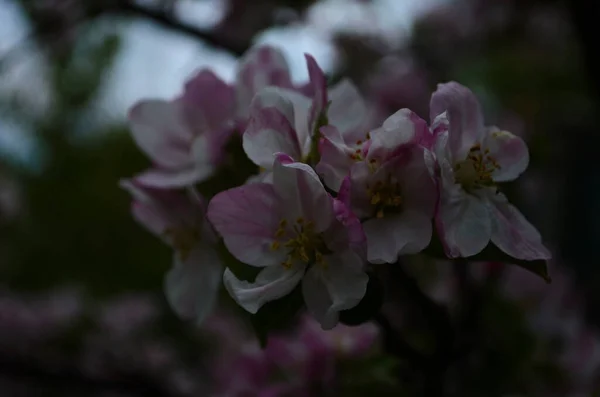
366;175;403;218
454;143;500;190
164;227;199;261
347;132;371;162
270;218;328;268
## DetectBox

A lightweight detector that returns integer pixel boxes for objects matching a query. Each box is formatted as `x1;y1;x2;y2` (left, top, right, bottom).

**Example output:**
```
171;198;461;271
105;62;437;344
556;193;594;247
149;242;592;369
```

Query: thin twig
111;1;247;56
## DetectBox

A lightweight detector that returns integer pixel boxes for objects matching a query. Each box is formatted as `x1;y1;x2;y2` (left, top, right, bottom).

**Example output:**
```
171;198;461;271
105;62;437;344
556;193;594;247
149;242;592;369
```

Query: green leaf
423;234;550;283
339;272;383;326
250;285;304;347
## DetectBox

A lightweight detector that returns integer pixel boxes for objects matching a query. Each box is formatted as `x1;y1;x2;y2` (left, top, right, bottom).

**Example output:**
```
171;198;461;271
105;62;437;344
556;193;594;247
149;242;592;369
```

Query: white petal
392;146;437;216
302;251;368;330
135;166;215;188
272;158;334;232
430;82;484;161
128;100;193;168
315;126;355;192
483;127;530;182
223;264;304;314
438;190;492;257
488;192;551;260
207;183;286;267
327;79;368;140
364;210;432;263
165;244;222;323
367;109;416;161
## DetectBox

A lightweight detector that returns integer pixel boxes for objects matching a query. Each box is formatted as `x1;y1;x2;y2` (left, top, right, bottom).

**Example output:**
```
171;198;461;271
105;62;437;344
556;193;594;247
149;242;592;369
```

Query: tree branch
111;1;248;56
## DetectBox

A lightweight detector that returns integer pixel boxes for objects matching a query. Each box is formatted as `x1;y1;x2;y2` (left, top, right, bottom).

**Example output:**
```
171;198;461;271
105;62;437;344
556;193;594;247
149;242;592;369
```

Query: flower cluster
122;45;550;331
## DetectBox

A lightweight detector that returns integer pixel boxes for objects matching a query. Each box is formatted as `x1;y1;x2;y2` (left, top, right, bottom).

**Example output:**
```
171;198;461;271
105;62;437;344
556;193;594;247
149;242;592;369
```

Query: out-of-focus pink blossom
120;180;222;324
212;314;379;397
128;70;236;188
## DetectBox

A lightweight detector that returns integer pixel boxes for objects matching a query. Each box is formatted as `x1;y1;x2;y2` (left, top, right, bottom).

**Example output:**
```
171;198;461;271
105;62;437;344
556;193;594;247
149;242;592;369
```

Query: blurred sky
0;0;448;164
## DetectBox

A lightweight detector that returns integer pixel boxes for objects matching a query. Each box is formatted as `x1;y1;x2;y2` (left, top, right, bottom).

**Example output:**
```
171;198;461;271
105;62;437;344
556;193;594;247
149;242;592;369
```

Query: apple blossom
120;180;222;324
242;54;370;177
207;154;368;329
430;81;551;260
128;70;236;188
320;109;437;263
235;45;296;120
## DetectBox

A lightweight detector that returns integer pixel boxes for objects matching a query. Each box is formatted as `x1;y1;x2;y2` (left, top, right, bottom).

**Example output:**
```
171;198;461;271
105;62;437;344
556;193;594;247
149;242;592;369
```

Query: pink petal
164;243;222;323
305;54;328;132
303;251;368;330
128;100;193;169
181;69;235;132
243;106;302;168
134;166;215;189
223;264;304;314
348;161;374;219
323;192;367;261
363;210;432;263
392;146;437;216
207;183;286;267
235;46;293;119
430;82;484;161
483;127;530;182
367;109;419;162
272;157;334;233
120;179;201;240
315;125;355;192
437;188;491;257
487;192;551;261
327;79;368;140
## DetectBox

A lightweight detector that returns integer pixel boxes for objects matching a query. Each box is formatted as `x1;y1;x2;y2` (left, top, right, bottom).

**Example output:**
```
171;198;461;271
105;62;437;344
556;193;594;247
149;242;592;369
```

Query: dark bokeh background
1;0;599;396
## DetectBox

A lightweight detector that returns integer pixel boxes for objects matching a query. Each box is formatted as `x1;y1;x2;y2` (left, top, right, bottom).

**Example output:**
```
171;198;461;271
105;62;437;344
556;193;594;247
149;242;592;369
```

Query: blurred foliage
0;4;170;297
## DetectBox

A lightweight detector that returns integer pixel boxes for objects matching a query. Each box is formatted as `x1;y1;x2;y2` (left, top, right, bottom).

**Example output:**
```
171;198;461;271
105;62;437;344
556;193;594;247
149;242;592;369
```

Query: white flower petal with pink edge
316;125;361;192
327;79;368;141
128;100;194;170
207;182;286;267
235;46;294;119
367;109;425;162
302;250;368;330
272;154;334;233
223;265;305;314
487;192;551;261
243;87;312;168
165;244;222;323
438;187;492;257
430;81;484;161
363;210;433;263
483;127;530;182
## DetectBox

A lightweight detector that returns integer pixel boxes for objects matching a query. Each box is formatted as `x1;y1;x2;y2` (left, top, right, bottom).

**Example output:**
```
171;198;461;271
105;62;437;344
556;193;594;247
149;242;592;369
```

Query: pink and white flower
128;70;236;188
321;109;437;263
235;45;296;121
242;54;369;176
120;180;222;324
430;82;551;260
207;154;368;330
